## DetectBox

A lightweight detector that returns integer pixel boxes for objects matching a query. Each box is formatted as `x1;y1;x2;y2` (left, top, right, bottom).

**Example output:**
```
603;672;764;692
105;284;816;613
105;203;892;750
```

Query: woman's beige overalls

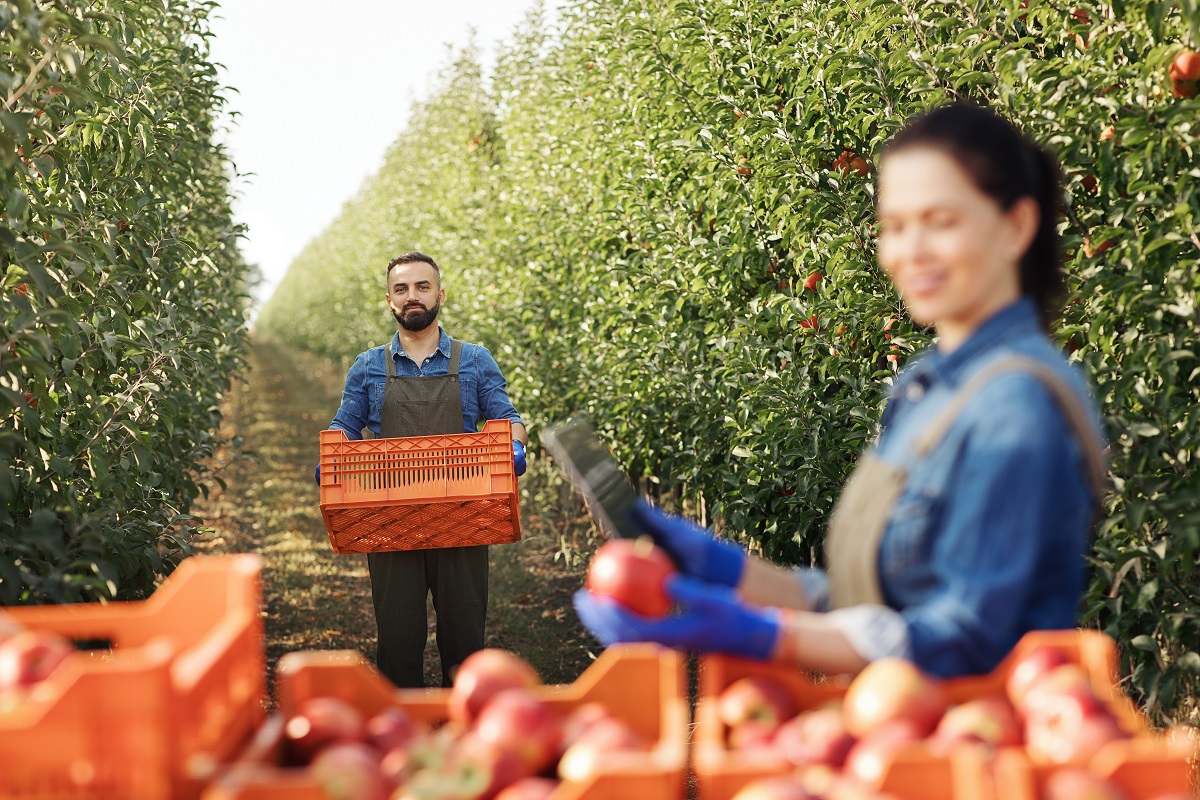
825;355;1107;609
368;339;489;688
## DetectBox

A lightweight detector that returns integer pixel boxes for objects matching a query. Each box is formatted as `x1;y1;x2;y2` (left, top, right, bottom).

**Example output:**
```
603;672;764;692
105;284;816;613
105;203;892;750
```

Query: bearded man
320;251;528;687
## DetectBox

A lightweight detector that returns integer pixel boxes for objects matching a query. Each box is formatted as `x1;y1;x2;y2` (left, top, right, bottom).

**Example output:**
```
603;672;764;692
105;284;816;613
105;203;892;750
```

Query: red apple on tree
448;648;541;727
841;658;947;738
803;271;822;291
1169;50;1200;99
585;537;675;617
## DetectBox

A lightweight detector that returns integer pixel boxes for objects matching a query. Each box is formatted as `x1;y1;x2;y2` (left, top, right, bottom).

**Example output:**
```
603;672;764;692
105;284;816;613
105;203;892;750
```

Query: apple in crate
284;696;367;765
928;695;1021;753
449;648;542;727
841;657;947;738
494;777;561;800
731;776;823;800
773;705;856;767
367;705;423;753
1042;767;1129;800
557;715;648;782
310;741;389;800
843;719;925;786
0;629;75;692
1005;644;1072;707
1024;687;1126;764
718;675;797;742
473;688;562;775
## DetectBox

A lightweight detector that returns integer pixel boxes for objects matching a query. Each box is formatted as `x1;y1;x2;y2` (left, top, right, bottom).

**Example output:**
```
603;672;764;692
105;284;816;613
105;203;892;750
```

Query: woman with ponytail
574;103;1107;679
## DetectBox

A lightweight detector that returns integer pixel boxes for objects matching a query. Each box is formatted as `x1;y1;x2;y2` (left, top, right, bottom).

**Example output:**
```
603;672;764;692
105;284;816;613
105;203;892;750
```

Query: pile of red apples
280;648;653;800
717;645;1190;800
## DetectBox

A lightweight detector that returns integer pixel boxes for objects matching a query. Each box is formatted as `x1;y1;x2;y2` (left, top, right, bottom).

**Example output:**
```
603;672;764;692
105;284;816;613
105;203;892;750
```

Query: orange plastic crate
0;554;266;800
318;418;521;553
693;629;1149;800
201;643;688;800
992;736;1198;799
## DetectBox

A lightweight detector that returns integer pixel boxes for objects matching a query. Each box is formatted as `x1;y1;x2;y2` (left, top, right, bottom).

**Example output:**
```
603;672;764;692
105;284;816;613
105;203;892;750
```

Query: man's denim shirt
329;328;524;438
800;299;1106;678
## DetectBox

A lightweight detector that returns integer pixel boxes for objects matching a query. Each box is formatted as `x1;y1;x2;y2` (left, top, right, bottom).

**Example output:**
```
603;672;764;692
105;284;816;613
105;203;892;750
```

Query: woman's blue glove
512;440;527;477
314;464;320;485
572;575;782;660
629;500;747;587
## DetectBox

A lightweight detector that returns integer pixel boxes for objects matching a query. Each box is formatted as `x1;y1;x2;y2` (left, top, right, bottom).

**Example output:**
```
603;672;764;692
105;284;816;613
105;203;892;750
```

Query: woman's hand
572;574;782;660
630;500;747;587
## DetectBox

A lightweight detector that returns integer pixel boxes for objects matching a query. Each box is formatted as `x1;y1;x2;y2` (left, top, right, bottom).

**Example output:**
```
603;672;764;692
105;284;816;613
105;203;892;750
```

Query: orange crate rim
318;419;521;553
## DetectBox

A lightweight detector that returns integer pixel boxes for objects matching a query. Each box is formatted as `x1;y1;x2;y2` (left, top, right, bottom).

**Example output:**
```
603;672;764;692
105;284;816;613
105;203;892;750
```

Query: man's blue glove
512;440;527;477
572;575;782;661
314;464;320;486
629;500;746;587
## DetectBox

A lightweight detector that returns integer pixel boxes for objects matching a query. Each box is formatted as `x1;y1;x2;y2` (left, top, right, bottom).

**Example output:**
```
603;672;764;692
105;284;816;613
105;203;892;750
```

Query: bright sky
207;1;555;311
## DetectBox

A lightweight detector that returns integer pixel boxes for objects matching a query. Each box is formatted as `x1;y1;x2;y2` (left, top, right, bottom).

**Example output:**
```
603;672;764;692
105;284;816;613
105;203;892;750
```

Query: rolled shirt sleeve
474;346;524;429
329;352;371;440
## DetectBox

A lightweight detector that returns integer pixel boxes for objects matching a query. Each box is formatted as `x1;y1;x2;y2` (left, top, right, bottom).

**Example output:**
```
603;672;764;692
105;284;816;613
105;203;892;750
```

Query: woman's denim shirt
800;298;1106;678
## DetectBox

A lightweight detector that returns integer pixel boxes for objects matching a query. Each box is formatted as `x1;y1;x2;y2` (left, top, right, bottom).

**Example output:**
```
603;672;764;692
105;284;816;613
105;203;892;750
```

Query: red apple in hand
718;676;797;737
0;630;75;692
585;537;676;617
773;706;856;767
448;649;541;727
283;697;367;765
473;689;562;775
842;658;946;738
310;741;388;800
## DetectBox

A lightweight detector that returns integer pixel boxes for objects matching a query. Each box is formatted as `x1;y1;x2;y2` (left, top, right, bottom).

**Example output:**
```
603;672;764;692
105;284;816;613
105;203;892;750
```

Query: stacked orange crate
692;629;1154;800
0;554;266;800
202;643;688;800
318;418;521;553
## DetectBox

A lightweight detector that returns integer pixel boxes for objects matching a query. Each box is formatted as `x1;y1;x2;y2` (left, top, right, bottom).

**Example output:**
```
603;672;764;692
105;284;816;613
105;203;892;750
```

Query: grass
191;338;603;698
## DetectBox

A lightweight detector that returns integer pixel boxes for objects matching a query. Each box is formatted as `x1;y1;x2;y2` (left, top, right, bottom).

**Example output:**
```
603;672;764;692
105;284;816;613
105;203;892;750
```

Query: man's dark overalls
367;339;488;688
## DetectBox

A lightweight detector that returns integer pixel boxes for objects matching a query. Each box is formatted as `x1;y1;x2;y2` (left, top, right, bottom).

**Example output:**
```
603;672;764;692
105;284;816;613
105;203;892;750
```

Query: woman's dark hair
882;103;1064;329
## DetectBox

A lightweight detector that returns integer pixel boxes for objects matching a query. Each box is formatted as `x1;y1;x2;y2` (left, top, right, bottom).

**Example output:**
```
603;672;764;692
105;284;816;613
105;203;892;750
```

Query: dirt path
192;338;600;695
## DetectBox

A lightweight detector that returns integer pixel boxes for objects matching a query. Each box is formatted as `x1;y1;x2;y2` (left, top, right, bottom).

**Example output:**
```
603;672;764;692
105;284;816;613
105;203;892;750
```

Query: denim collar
905;298;1042;389
390;327;451;360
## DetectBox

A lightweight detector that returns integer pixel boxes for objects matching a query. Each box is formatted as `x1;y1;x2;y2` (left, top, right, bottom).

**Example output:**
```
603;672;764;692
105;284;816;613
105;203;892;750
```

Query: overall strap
910;355;1107;500
447;339;462;376
385;341;396;378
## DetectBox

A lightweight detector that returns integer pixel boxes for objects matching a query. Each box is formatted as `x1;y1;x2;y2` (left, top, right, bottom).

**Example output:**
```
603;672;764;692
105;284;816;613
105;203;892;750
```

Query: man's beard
394;301;440;331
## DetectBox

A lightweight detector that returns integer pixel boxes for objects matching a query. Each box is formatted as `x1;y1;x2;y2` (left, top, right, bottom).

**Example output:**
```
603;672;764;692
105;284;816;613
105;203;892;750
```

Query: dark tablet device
541;415;642;540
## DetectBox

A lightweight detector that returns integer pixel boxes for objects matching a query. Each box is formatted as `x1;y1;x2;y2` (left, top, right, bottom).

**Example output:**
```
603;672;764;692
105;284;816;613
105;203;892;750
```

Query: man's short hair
386;252;441;283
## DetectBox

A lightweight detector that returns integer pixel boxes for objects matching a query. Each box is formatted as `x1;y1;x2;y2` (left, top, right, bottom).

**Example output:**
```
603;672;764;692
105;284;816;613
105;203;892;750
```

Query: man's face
386;261;445;332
